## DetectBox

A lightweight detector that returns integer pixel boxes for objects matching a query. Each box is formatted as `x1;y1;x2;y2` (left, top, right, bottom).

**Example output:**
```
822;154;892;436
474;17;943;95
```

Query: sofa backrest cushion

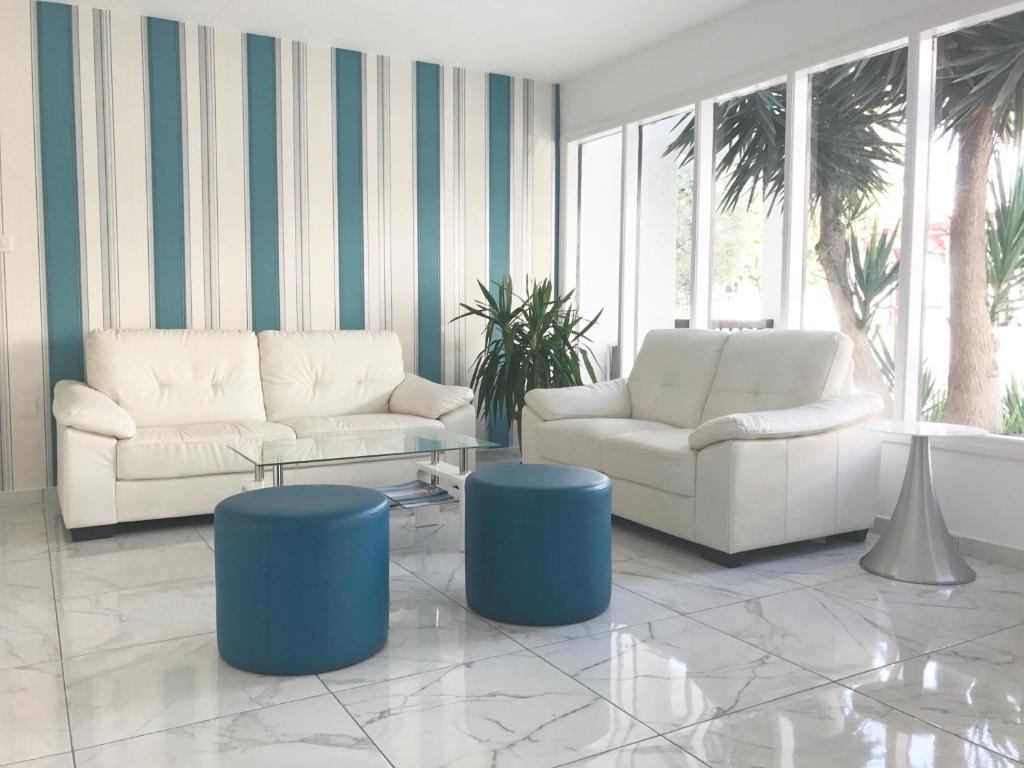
627;330;729;428
258;330;405;421
700;330;852;422
85;329;266;427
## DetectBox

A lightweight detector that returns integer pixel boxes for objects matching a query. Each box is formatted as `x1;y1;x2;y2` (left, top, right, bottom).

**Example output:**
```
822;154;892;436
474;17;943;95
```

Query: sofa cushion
530;418;673;469
86;329;266;427
258;330;405;422
627;330;728;429
601;428;697;496
280;413;443;438
117;421;294;480
701;331;853;422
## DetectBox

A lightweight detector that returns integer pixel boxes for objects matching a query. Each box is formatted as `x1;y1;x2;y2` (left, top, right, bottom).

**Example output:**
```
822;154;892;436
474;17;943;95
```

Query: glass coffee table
229;428;500;488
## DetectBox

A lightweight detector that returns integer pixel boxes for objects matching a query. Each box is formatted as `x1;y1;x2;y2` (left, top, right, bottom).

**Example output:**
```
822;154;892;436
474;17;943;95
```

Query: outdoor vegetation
666;10;1024;433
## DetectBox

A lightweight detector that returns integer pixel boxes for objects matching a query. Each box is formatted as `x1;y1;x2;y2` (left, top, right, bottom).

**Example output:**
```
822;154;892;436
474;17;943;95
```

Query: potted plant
454;277;601;449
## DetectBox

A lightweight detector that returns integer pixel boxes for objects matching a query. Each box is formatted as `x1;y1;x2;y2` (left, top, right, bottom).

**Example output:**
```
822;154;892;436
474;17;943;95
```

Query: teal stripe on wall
246;34;280;332
553;84;561;295
487;73;512;444
147;17;187;329
36;1;84;390
336;49;364;330
416;62;441;381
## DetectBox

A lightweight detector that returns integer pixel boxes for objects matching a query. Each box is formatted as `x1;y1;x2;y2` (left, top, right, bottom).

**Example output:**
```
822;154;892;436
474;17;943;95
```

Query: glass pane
712;85;785;325
576;132;623;363
637;112;694;343
230;429;500;467
921;11;1024;434
804;46;906;412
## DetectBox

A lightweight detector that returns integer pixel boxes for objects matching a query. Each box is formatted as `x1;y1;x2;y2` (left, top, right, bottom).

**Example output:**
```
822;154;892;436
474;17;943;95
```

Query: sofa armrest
688;392;883;451
389;374;474;420
524;378;631;421
52;380;136;439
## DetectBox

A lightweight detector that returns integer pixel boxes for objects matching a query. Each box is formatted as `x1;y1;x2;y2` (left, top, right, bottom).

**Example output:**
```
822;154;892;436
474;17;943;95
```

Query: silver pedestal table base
860;430;976;585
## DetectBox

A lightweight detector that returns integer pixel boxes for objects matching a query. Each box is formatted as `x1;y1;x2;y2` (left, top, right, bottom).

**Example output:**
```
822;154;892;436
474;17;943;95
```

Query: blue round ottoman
215;485;389;675
465;464;611;626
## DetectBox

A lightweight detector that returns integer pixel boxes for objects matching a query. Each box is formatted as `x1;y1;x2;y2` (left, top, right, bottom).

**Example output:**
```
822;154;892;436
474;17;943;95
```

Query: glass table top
860;419;989;438
229;428;500;468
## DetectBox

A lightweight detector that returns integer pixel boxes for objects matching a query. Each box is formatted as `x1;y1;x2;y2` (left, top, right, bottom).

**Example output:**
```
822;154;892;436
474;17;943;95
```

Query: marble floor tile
63;632;327;749
561;737;707;767
845;624;1024;762
459;585;679;649
0;585;60;671
0;554;54;597
7;754;76;768
746;537;877;586
46;516;204;554
56;577;216;658
195;522;215;550
50;539;214;600
0;506;50;564
389;504;463;555
668;683;1014;767
818;561;1024;641
536;615;826;733
610;521;694;563
0;661;71;765
319;586;522;691
389;548;466;593
337;650;656;768
612;554;802;614
73;695;391;768
693;587;962;679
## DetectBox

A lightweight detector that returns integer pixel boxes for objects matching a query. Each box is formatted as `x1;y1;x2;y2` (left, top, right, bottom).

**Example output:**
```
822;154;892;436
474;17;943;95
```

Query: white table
859;420;986;585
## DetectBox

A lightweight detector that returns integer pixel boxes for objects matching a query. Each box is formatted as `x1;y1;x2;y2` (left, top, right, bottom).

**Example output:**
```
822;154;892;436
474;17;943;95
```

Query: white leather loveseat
521;329;883;565
52;329;475;539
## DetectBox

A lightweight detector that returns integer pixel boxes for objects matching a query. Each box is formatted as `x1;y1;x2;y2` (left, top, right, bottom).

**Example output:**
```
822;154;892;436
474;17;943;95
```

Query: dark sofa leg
700;547;747;568
70;524;117;542
832;528;869;543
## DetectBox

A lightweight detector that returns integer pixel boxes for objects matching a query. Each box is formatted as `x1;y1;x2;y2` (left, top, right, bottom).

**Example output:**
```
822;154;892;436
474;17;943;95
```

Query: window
921;11;1024;434
712;85;785;324
636;112;694;341
803;46;907;411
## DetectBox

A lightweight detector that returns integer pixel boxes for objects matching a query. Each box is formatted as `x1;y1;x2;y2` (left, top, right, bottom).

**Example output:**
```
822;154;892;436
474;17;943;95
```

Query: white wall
560;0;1022;139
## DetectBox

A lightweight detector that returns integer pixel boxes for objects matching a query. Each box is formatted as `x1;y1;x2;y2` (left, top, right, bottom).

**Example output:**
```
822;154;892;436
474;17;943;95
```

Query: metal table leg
860;434;975;585
429;450;440;485
272;464;284;487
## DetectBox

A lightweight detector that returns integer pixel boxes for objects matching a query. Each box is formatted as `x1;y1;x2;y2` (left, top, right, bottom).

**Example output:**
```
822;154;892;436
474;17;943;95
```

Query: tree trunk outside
814;190;893;410
945;109;1001;430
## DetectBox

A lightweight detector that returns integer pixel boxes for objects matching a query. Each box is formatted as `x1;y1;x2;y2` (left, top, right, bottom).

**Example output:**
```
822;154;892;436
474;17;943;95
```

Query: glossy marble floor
2;495;1024;767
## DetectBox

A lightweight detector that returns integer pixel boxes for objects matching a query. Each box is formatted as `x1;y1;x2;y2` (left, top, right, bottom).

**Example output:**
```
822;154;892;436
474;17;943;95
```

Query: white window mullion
618;122;640;375
690;98;714;329
894;30;935;419
780;70;810;330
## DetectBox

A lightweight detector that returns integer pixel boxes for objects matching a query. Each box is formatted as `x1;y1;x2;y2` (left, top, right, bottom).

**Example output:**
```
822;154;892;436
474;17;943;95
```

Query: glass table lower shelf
228;428;500;488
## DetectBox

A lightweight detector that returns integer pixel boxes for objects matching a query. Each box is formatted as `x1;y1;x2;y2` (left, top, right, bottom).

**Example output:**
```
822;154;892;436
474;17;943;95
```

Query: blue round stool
465;464;611;626
215;485;389;675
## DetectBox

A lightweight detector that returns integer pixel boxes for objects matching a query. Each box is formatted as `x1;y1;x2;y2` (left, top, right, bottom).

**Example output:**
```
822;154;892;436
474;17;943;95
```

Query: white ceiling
71;0;757;81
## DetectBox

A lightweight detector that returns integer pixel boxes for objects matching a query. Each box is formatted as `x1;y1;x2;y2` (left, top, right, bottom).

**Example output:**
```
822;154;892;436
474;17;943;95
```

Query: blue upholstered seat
465;463;612;626
215;484;389;675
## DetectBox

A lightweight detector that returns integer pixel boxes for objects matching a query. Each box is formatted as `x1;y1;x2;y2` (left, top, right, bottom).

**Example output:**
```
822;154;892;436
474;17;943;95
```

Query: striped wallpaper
0;0;559;491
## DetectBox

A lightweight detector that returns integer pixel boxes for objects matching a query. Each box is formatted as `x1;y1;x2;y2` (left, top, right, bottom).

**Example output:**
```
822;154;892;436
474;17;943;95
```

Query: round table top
861;419;989;438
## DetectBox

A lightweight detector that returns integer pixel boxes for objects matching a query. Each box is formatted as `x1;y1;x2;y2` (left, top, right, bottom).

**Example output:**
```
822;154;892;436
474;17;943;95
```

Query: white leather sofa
52;328;475;539
521;329;883;565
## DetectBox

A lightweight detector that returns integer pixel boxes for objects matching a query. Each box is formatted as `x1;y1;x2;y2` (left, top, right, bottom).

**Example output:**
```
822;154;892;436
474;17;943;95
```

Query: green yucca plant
987;159;1024;323
846;220;900;331
453;277;601;448
1003;377;1024;435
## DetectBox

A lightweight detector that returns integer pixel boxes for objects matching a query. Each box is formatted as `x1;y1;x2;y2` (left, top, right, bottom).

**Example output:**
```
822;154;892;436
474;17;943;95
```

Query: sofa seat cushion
280;413;444;438
531;418;674;470
601;428;697;496
117;421;295;480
